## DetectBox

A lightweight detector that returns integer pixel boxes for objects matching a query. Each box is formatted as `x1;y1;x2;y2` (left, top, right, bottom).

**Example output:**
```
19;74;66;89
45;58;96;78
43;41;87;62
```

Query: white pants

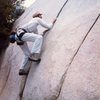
18;32;43;69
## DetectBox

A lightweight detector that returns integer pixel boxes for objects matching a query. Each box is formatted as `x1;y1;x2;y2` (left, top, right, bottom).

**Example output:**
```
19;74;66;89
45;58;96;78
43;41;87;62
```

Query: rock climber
9;12;56;75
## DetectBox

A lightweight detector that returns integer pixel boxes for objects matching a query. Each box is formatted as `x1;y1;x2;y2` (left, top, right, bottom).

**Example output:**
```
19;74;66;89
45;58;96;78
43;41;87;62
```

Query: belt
16;28;27;41
19;28;27;33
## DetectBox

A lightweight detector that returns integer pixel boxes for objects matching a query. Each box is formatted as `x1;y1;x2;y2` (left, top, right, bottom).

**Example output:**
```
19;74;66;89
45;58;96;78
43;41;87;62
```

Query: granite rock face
0;0;100;100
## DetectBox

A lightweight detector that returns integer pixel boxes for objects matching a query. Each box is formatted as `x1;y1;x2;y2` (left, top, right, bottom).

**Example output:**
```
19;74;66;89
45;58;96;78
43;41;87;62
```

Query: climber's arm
38;18;57;29
42;18;57;36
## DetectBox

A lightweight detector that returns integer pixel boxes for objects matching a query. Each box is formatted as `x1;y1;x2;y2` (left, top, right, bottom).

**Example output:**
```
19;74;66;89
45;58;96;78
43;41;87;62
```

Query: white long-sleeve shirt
19;17;53;33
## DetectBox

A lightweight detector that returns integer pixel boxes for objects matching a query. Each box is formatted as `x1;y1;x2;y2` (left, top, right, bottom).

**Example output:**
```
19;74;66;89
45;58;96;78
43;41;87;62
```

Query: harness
16;28;27;45
16;28;27;41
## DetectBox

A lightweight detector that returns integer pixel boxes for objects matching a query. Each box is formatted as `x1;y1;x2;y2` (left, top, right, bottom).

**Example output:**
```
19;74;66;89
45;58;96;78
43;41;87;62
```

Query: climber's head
33;12;42;18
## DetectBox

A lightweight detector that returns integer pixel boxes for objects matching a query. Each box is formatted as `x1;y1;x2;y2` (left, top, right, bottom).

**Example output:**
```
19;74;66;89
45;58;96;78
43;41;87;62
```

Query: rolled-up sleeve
38;18;53;29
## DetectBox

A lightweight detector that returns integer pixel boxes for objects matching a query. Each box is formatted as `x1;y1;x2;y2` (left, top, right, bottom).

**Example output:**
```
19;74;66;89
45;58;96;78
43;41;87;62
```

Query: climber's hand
42;29;50;36
43;29;49;34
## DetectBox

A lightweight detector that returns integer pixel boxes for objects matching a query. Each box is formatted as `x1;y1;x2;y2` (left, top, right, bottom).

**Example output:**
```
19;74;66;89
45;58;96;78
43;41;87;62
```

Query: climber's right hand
43;29;49;34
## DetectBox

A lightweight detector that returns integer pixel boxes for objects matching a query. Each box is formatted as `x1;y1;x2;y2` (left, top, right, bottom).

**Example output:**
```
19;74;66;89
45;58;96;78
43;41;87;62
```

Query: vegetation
0;0;25;54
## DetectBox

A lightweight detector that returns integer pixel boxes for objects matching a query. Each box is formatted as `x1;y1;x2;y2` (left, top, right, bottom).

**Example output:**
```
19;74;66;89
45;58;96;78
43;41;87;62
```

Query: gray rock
0;0;100;100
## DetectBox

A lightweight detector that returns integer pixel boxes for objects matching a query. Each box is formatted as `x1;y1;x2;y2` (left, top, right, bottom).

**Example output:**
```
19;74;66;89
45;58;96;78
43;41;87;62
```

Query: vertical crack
56;14;100;99
19;76;27;100
56;0;69;18
19;62;32;100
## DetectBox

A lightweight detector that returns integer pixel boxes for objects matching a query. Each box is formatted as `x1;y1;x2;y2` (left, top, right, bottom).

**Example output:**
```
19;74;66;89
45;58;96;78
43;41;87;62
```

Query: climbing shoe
29;57;41;62
19;69;28;75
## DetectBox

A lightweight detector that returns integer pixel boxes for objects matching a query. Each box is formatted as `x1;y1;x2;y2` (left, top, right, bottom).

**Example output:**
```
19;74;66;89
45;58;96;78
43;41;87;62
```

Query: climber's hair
32;12;42;18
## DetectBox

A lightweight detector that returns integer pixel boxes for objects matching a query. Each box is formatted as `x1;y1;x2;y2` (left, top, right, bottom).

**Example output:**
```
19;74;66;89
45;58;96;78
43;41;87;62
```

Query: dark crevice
19;62;32;100
0;47;13;96
19;76;27;100
56;14;100;99
56;0;68;18
0;33;9;55
0;50;6;69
